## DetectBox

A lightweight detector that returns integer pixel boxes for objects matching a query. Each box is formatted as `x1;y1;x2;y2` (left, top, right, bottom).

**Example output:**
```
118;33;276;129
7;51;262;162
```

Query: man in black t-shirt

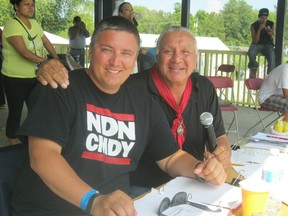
13;16;227;216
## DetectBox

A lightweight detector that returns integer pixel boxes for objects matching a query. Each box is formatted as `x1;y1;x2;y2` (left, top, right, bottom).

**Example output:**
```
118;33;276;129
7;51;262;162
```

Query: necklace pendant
177;124;184;136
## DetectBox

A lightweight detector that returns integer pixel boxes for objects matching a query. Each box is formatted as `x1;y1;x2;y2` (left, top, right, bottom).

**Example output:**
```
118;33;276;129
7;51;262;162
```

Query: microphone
200;112;217;153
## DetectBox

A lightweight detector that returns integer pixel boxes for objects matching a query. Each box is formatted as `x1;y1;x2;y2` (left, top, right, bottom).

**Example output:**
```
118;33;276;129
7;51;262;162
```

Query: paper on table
245;142;287;150
232;148;288;206
232;148;270;165
249;132;288;143
134;177;241;216
233;163;262;180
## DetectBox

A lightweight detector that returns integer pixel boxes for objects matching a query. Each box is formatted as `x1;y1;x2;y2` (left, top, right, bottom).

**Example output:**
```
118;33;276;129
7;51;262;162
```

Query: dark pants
2;75;37;138
248;44;275;74
0;56;5;105
69;48;85;67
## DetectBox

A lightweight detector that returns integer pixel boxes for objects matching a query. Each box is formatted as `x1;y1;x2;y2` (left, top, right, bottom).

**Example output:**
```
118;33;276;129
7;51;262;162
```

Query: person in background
0;28;5;109
259;62;288;122
1;0;58;145
68;16;90;67
248;8;275;78
12;16;226;216
118;2;139;74
118;2;138;27
137;47;155;72
147;47;157;61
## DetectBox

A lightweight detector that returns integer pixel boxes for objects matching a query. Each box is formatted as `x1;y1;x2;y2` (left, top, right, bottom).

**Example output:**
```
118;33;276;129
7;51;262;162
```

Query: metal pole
94;0;103;27
181;0;190;28
275;0;287;66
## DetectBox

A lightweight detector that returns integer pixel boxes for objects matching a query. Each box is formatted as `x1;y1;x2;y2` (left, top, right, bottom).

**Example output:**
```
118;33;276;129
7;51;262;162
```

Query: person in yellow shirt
1;0;58;145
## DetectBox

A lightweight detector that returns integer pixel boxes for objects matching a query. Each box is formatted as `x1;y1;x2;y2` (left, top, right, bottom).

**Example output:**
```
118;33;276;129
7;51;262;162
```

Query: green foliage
222;0;254;47
0;0;94;39
35;0;69;34
195;10;225;40
285;6;288;52
0;1;13;26
134;5;180;34
0;0;285;55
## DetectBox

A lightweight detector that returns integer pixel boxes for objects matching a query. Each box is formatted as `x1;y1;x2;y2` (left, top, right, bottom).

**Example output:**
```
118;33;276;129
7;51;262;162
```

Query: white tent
196;36;229;51
138;33;229;50
44;31;69;45
139;33;159;48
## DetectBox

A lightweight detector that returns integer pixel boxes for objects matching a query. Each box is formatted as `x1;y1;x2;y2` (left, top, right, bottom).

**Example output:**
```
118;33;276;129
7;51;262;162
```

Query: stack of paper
134;177;241;216
246;132;288;150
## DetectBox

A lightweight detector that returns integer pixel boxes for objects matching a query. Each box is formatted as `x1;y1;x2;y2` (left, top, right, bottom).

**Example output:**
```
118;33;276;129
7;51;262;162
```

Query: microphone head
200;112;213;126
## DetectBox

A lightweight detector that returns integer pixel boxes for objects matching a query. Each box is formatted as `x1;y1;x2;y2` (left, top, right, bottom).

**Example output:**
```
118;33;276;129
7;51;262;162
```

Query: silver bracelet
194;161;206;182
34;61;45;75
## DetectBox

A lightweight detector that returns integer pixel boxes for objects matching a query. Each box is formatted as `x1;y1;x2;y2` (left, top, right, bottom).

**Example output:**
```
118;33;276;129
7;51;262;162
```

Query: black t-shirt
251;20;274;45
130;71;226;188
12;69;179;216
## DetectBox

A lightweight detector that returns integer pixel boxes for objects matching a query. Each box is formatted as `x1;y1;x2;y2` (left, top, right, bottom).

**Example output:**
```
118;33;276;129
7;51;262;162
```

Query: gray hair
90;16;140;51
156;26;198;55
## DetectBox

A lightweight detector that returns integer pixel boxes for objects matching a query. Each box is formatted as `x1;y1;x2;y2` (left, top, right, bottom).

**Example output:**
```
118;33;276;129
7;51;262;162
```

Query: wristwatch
194;161;206;182
34;61;43;75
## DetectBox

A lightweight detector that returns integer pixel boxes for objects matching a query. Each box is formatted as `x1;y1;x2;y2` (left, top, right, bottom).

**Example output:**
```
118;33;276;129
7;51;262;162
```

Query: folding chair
244;78;281;137
216;64;236;101
217;64;236;77
207;76;240;147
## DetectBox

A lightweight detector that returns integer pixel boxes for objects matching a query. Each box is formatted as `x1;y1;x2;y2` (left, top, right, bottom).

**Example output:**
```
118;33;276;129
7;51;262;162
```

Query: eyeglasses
158;192;222;215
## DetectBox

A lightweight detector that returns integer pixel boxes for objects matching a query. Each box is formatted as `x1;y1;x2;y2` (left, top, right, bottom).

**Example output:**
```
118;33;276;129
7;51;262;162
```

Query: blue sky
128;0;277;15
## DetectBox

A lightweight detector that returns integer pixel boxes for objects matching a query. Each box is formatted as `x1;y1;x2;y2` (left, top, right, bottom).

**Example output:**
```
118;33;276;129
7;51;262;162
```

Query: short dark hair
10;0;22;4
118;2;132;14
73;16;81;22
10;0;35;11
90;16;140;51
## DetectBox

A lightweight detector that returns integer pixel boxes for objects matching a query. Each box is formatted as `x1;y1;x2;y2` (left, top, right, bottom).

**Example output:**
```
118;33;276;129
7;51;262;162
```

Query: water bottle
262;148;284;216
133;13;142;19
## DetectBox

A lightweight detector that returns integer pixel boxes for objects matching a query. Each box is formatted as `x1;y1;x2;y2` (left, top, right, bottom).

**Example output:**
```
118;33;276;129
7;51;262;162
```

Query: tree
134;3;180;34
35;0;94;37
35;0;69;34
222;0;254;47
0;0;285;56
194;10;225;40
0;1;14;26
285;6;288;58
0;0;94;39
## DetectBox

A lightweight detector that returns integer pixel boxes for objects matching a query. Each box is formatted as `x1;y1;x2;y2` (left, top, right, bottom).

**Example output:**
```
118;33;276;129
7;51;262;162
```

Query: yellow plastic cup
239;179;269;216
